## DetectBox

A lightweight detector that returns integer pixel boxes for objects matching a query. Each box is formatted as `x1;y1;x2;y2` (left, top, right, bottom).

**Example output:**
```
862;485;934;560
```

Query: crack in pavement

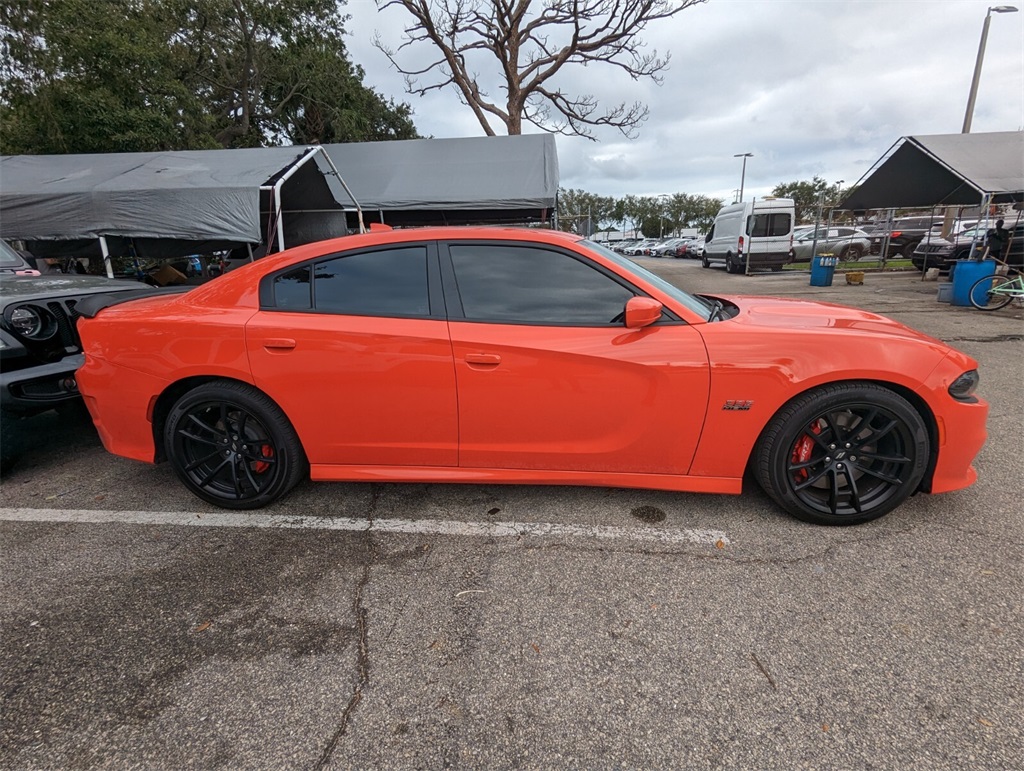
313;485;381;770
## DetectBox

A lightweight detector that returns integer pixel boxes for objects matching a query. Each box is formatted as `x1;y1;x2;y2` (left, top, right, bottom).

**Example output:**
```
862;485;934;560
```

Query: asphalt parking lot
2;261;1022;769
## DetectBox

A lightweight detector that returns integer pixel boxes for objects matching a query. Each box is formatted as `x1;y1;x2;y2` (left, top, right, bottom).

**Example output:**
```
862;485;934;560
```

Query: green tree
771;176;847;223
0;0;418;154
557;189;616;234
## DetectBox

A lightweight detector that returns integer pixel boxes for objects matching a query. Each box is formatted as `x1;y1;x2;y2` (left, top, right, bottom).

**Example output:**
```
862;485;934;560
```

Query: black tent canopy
840;131;1024;211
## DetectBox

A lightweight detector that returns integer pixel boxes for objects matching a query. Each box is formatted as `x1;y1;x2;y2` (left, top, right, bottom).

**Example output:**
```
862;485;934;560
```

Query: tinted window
313;247;429;316
748;213;792;237
274;266;312;309
449;244;633;325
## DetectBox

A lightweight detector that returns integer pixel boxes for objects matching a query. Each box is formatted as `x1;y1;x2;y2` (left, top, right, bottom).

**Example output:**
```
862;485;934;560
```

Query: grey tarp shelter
0;135;558;270
840;131;1024;211
0;145;357;275
297;133;559;235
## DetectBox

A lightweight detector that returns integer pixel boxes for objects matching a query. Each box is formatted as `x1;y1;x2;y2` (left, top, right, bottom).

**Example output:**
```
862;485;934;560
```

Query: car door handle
263;338;296;350
465;353;501;366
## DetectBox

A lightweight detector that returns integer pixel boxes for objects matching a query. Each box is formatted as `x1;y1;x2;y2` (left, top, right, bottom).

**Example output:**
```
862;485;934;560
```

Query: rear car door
442;240;711;474
245;243;458;467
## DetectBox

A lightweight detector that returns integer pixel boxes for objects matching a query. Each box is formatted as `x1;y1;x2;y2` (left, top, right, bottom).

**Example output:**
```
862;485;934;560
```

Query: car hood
0;274;145;301
719;295;948;348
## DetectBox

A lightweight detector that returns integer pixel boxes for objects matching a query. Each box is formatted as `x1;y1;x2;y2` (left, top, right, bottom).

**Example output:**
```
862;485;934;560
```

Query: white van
702;197;795;273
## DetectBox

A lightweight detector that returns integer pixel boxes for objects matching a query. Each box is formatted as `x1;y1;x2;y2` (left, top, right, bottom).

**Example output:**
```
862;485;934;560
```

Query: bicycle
968;270;1024;311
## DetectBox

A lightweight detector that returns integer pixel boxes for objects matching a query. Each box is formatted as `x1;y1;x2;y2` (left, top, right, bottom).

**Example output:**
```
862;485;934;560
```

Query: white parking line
0;507;730;547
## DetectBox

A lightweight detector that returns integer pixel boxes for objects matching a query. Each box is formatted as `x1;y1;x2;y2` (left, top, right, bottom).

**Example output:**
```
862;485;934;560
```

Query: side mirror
624;296;663;328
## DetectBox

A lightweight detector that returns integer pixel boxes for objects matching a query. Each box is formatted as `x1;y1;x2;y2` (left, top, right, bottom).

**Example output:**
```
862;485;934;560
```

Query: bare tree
373;0;705;140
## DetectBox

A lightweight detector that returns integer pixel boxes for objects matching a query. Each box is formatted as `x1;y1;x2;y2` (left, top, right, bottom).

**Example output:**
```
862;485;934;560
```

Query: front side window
748;213;793;237
449;244;634;325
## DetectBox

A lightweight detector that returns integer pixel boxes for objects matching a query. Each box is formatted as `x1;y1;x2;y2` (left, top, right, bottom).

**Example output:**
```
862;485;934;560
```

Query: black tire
701;254;710;269
755;383;929;526
900;242;917;259
968;274;1015;311
770;264;783;272
164;381;307;509
841;245;863;262
725;253;742;274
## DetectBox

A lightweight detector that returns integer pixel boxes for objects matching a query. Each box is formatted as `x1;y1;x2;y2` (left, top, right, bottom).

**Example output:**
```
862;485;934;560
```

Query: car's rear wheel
165;381;307;509
755;383;929;525
901;242;917;259
725;253;743;274
701;254;710;269
841;245;863;261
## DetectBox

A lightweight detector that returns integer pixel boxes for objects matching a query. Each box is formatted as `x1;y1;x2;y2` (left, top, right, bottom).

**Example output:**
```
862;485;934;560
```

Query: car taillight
738;236;745;254
891;231;902;238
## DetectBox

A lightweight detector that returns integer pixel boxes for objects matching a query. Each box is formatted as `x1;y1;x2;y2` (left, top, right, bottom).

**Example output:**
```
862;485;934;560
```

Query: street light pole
734;153;753;202
963;5;1018;133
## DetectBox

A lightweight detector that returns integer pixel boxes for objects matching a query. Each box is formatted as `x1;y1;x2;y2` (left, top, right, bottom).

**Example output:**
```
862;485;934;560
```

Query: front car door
442;240;711;474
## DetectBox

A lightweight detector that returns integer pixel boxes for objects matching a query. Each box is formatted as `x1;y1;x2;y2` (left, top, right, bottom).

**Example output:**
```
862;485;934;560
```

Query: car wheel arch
747;378;939;496
151;375;277;463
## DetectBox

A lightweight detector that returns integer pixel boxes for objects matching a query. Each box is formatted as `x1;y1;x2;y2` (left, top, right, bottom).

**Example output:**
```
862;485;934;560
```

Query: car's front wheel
755;383;929;525
165;381;308;509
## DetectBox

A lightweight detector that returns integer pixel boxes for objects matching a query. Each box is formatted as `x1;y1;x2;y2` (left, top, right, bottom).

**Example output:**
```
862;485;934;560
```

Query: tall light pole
963;5;1018;133
734;153;753;202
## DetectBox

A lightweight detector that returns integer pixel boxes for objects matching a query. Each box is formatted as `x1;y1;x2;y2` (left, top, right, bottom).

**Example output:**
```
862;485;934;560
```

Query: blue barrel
951;259;996;307
810;255;837;287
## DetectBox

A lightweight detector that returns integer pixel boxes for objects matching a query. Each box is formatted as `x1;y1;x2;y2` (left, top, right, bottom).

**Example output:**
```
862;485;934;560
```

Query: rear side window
748;213;792;237
271;246;429;317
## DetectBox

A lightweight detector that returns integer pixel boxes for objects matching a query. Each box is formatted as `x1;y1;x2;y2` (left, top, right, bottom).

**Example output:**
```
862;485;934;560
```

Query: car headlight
948;369;980;401
6;305;57;340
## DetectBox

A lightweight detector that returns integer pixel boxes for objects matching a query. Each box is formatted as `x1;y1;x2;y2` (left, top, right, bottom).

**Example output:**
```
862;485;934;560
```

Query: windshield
0;239;30;269
581;239;713;319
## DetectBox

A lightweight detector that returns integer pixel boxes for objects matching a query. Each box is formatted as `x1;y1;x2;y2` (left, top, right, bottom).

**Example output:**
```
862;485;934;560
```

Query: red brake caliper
791;420;824;482
255;444;274;474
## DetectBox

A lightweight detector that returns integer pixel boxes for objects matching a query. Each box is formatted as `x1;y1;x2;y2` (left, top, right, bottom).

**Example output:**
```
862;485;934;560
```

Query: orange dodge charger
75;227;987;526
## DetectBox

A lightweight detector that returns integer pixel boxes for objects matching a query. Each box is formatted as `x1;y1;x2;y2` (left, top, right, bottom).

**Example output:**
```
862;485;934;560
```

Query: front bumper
0;353;85;414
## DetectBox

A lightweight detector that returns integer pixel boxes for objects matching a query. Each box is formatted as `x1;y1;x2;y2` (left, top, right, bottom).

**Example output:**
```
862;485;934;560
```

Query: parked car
912;221;1024;272
0;273;158;470
650;238;684;257
868;216;945;259
623;239;660;256
789;227;872;262
678;237;706;259
0;240;41;276
76;226;986;526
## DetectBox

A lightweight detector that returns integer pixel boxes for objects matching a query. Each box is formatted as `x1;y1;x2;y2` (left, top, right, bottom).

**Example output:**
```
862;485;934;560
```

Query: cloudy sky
344;0;1024;203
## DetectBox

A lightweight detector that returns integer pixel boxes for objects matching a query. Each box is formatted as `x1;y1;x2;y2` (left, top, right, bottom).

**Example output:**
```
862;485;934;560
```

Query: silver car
790;227;871;262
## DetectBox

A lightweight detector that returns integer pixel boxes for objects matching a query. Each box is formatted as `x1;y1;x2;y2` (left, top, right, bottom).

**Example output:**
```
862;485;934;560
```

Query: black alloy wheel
756;384;929;525
165;381;307;509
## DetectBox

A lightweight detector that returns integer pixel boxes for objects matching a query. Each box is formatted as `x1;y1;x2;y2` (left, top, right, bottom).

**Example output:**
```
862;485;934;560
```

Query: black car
912;222;1024;272
868;216;945;259
0;273;156;469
